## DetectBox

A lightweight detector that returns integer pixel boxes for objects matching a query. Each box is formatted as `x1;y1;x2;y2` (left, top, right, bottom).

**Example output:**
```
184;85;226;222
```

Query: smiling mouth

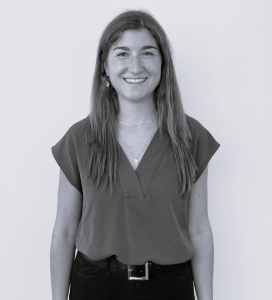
123;78;147;83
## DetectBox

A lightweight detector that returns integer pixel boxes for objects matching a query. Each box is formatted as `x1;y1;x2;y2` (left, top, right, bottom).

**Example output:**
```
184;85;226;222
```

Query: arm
50;169;83;300
188;165;214;300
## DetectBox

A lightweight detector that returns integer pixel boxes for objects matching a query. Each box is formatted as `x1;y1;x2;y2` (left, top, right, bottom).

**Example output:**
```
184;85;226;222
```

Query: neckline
117;127;171;200
118;127;159;173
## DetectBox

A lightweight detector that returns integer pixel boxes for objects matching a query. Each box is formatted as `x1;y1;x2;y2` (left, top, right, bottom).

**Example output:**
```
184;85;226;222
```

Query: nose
128;56;144;74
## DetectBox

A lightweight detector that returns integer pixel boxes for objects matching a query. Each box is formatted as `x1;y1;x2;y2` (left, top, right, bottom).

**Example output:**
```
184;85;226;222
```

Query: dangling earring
104;75;110;88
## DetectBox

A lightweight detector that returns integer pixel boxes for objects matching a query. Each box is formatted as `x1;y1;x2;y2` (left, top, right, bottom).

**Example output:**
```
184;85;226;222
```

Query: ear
104;62;109;76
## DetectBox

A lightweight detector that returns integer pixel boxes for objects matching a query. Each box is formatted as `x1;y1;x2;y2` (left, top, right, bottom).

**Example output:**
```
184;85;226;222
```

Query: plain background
1;0;271;299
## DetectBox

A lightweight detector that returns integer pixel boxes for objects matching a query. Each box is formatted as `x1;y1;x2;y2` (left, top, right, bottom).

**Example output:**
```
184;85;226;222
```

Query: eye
142;52;154;56
117;52;129;57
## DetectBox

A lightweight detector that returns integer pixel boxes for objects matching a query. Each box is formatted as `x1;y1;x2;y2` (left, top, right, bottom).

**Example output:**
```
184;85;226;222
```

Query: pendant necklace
118;125;158;165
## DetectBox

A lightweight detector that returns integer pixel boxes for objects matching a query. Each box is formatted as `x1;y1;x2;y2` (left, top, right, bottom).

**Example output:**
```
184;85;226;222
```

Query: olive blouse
51;115;220;265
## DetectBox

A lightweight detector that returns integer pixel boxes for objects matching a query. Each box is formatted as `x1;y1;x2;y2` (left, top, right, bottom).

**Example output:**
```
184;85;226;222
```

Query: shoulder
185;114;219;148
186;114;207;140
185;114;220;182
66;115;89;137
52;116;89;156
60;116;90;148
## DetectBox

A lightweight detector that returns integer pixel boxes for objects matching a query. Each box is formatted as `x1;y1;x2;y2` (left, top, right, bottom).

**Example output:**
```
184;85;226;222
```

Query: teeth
125;78;146;83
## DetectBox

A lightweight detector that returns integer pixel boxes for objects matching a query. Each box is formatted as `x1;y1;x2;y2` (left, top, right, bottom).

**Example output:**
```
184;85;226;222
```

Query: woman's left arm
188;165;214;300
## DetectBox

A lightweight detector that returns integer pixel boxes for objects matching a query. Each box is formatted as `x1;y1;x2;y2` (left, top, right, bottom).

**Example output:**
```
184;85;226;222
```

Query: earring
104;75;110;88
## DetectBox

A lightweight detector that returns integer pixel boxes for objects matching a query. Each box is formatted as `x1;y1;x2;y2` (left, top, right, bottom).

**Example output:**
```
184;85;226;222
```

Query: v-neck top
51;115;220;265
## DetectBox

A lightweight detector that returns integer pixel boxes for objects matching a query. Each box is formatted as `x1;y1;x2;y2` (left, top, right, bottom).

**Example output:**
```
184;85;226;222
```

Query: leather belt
80;252;188;280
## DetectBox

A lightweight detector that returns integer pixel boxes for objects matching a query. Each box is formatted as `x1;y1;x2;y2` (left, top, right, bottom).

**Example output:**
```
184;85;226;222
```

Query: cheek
151;67;161;83
149;62;161;79
108;60;126;77
154;58;162;78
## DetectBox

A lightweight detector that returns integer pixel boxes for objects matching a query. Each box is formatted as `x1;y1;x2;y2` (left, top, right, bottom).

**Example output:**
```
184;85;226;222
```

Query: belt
80;252;188;281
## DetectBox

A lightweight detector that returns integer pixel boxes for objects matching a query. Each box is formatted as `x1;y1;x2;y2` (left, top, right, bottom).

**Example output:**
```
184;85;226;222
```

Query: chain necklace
118;125;158;165
117;114;157;127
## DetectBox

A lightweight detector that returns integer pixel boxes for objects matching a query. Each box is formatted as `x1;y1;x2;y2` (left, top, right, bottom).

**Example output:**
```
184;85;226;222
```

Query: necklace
117;114;157;127
118;125;158;165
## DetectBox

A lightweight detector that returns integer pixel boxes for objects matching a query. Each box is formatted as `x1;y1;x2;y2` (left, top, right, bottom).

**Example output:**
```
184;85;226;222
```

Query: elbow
189;225;213;239
189;228;214;256
51;230;77;243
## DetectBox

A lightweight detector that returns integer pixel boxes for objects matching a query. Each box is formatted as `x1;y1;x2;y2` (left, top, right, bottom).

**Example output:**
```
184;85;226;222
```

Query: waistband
80;251;190;279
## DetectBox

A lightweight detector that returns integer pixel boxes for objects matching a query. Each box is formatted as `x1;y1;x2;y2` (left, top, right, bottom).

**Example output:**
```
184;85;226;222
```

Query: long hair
85;9;197;195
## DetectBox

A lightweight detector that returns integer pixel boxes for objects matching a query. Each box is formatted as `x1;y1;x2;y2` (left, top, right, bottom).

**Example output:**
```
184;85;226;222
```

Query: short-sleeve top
52;115;220;265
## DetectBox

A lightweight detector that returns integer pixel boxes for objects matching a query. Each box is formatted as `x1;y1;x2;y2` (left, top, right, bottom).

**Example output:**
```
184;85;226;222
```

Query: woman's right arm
50;169;83;300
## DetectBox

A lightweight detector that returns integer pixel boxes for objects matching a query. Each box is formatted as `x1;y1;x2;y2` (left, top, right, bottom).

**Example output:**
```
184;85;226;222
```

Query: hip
69;251;195;300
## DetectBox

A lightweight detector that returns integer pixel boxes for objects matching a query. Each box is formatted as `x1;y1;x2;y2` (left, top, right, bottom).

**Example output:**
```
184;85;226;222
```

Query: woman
50;10;220;300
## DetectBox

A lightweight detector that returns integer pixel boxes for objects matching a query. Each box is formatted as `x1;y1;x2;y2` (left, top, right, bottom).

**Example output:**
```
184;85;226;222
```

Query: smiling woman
105;28;162;104
50;9;220;300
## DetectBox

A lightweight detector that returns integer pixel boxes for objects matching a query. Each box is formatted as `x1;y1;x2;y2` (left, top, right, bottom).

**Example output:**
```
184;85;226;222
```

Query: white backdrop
1;0;271;299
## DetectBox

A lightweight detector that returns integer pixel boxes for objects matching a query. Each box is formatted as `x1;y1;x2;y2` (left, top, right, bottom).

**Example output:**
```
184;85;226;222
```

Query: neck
117;97;157;125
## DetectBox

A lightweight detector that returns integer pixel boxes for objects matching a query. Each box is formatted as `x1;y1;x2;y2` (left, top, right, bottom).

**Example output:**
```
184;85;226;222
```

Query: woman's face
105;28;162;103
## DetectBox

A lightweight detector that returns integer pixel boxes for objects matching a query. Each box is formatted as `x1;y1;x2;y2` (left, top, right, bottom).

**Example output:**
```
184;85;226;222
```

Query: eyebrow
112;45;158;51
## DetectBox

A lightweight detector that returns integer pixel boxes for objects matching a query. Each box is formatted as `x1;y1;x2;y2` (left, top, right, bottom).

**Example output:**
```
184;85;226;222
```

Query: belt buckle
128;262;149;280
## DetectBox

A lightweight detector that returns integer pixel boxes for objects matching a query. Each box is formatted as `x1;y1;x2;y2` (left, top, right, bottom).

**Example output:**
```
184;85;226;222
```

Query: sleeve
187;116;220;183
51;125;83;194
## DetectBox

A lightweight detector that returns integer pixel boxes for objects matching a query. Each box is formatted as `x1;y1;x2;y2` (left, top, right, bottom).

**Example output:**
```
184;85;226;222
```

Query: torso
116;120;158;171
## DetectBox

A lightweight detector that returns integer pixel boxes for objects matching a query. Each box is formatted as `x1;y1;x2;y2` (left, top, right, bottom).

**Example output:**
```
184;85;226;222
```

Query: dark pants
69;251;195;300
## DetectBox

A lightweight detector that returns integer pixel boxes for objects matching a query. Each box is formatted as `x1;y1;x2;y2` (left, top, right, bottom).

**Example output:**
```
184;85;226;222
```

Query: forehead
111;28;158;49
